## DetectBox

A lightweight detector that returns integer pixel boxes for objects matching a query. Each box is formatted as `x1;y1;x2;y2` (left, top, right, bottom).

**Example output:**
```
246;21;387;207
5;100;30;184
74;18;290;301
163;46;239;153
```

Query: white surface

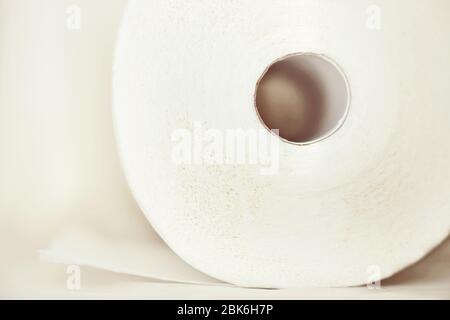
40;228;220;285
0;0;449;298
6;237;450;299
113;0;450;288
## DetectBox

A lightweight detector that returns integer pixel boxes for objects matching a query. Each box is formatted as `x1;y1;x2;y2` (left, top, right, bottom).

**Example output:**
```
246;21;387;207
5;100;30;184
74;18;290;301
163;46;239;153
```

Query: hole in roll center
254;53;350;145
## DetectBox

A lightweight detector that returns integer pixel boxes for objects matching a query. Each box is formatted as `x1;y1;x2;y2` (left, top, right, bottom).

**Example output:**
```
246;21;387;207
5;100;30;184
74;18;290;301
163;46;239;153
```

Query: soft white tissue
113;0;450;287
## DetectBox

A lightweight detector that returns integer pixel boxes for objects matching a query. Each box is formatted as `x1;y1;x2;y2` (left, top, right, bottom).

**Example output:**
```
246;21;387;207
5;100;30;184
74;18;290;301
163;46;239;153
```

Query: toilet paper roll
113;0;450;287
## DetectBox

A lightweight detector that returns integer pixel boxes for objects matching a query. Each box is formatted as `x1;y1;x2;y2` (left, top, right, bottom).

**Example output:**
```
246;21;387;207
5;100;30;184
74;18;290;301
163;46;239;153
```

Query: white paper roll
113;0;450;288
